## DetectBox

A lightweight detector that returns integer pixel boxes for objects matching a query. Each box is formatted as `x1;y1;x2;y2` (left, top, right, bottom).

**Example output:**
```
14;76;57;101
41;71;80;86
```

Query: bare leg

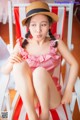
13;61;39;120
33;67;61;120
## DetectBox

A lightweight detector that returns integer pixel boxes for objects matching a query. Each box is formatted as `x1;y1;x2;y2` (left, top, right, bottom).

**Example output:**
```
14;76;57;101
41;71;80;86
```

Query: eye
41;23;47;26
31;23;36;27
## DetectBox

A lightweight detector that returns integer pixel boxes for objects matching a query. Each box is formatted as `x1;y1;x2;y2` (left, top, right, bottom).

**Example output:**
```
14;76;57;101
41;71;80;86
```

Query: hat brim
22;12;59;26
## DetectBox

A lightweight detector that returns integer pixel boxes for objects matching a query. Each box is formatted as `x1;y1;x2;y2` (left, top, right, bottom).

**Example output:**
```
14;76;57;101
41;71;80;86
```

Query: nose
36;25;41;33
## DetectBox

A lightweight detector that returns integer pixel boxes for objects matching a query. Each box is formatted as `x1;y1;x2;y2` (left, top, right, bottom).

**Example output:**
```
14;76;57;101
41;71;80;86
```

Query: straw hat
22;1;59;26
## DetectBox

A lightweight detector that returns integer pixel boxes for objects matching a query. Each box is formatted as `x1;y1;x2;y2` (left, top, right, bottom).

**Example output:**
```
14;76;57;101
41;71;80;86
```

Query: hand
61;88;72;104
8;52;22;64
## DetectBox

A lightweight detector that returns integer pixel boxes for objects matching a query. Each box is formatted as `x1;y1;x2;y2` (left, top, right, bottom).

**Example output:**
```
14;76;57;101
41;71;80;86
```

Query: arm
57;39;79;103
0;43;22;74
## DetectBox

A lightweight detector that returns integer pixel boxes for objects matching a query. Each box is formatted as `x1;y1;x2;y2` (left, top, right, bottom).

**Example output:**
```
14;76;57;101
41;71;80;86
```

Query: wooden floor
0;14;80;120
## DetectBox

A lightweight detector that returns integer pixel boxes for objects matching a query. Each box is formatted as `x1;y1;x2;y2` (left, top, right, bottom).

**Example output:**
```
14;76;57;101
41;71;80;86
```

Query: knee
33;67;46;77
40;110;49;120
13;61;29;72
33;67;47;84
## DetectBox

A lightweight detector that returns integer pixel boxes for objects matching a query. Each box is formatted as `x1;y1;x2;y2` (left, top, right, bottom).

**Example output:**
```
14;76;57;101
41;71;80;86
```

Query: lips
36;34;42;38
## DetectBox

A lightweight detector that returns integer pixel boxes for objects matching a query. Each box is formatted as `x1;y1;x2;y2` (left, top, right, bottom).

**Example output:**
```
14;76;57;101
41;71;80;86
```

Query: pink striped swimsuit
17;38;61;72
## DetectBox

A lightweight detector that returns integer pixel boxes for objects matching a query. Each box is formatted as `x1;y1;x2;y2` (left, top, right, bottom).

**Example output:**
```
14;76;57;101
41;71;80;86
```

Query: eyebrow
30;21;48;23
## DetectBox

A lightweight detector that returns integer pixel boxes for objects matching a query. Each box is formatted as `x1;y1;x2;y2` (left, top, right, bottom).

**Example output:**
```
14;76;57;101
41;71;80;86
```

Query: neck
32;37;47;45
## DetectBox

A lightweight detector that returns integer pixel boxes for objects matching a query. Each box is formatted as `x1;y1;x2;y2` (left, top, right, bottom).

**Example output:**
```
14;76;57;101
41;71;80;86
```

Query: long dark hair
22;16;58;48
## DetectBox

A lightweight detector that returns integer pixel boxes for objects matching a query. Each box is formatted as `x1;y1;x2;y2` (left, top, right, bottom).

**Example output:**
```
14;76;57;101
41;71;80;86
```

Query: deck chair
1;1;75;120
10;4;68;120
0;37;15;119
0;37;10;113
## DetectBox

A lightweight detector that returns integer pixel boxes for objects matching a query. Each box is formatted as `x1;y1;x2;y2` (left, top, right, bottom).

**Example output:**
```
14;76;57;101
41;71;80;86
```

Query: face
29;14;50;42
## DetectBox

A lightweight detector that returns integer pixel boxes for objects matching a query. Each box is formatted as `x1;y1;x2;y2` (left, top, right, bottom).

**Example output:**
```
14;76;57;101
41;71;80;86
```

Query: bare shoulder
57;39;68;52
57;39;65;46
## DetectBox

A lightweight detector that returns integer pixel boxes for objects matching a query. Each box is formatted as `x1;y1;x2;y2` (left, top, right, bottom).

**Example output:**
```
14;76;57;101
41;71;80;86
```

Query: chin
35;37;42;41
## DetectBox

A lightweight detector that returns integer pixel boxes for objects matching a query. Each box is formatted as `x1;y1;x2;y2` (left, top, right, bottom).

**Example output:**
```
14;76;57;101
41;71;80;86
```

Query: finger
12;57;22;63
61;100;67;104
61;96;67;104
61;99;65;104
61;98;70;104
8;53;23;64
11;54;22;62
11;52;21;58
9;56;22;63
15;56;22;62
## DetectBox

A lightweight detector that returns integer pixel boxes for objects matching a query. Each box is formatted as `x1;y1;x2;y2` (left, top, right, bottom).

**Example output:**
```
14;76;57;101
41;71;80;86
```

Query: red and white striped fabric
14;7;27;39
12;97;68;120
50;6;66;39
14;6;66;40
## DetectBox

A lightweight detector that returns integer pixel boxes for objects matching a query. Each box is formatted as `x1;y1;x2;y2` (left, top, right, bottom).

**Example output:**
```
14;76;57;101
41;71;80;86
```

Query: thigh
32;67;61;109
13;61;34;94
48;76;61;109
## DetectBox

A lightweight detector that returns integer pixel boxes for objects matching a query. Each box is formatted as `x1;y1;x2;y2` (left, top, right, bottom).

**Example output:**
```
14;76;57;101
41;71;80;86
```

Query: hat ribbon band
26;8;50;17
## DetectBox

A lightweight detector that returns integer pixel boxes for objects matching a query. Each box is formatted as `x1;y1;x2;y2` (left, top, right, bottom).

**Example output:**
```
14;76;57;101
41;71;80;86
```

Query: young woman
1;1;79;120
